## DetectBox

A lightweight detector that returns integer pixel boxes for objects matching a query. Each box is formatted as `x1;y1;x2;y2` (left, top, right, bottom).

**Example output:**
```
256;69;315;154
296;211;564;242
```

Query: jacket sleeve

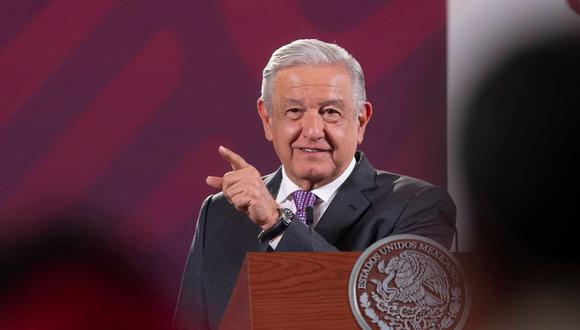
172;196;212;330
274;220;339;252
392;185;457;249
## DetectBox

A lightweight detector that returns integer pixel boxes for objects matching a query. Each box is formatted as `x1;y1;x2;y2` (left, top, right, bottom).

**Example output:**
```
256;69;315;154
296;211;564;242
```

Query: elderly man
173;39;455;330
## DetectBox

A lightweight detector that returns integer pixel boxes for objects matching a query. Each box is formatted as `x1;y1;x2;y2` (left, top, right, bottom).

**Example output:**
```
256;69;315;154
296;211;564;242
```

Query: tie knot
291;190;317;210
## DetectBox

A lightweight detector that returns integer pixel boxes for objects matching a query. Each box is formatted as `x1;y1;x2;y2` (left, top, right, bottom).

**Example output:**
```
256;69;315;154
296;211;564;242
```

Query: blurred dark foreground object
461;33;580;328
0;225;171;330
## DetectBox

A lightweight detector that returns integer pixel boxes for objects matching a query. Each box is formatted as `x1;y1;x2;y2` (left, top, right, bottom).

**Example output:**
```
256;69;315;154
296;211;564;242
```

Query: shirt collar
277;157;357;203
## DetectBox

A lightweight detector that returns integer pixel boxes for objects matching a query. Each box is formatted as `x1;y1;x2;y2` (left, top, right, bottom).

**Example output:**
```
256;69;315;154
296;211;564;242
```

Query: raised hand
206;146;279;230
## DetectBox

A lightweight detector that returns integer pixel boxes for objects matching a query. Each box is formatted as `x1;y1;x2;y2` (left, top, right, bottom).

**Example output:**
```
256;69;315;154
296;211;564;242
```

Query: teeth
302;148;321;152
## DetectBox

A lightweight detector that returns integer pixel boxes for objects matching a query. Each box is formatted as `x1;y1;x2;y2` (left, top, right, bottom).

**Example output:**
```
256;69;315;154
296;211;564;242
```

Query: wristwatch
257;208;295;243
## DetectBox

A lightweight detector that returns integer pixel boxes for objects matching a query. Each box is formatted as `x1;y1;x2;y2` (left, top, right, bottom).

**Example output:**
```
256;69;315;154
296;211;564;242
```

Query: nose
301;110;324;141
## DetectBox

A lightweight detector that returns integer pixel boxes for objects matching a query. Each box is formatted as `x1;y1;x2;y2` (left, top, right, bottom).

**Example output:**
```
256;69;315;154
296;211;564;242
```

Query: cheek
271;121;300;147
327;122;357;147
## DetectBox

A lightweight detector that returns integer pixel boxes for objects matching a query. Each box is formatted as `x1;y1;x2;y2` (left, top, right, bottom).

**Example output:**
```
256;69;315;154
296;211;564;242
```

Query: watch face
281;208;294;223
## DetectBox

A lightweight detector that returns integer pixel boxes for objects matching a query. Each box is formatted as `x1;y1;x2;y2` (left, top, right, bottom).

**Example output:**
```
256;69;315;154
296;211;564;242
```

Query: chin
295;167;335;182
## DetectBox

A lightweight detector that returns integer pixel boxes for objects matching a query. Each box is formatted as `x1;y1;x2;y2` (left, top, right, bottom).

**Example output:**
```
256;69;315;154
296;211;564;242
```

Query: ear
257;98;273;141
357;101;373;144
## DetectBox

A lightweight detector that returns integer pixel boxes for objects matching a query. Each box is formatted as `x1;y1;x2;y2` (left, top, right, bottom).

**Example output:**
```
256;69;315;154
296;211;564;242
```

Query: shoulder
353;152;437;195
354;153;451;205
366;170;449;206
376;170;436;194
198;191;232;222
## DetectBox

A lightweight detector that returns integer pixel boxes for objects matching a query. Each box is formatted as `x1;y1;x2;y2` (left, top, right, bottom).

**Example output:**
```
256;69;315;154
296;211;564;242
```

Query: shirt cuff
268;234;284;250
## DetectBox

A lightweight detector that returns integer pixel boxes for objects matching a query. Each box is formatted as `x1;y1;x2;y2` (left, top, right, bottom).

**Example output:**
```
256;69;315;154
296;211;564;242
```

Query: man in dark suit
173;39;455;330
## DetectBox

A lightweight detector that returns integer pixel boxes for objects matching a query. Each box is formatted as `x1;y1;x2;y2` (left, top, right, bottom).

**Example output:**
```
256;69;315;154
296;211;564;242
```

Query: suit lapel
315;152;376;245
264;167;282;197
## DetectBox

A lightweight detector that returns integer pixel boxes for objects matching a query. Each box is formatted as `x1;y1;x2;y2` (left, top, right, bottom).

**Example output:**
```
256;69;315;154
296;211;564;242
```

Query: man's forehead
273;66;351;92
277;63;347;73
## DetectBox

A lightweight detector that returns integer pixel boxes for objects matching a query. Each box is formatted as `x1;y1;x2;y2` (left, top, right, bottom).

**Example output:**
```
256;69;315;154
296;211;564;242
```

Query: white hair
260;39;367;114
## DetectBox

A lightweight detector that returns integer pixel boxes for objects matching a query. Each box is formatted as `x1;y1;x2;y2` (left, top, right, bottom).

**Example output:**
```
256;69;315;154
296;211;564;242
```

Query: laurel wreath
440;286;462;328
359;285;463;329
359;292;392;330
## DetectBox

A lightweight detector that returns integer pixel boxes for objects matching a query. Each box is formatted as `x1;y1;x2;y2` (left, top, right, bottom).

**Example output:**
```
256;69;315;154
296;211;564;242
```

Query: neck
287;174;337;191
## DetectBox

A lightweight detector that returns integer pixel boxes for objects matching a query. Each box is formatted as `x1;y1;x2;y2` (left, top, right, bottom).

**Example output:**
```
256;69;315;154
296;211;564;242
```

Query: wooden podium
220;252;488;329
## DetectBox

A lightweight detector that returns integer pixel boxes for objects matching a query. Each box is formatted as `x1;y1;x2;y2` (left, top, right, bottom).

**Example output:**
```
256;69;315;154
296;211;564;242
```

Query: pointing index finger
219;145;250;170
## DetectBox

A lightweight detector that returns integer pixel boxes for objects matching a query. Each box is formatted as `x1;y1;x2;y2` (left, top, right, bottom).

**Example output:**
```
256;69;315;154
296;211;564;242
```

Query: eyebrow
319;99;345;107
281;98;345;107
281;98;304;106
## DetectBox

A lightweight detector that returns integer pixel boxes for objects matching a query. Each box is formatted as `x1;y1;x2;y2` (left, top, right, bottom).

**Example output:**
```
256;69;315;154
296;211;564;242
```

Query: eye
285;108;303;119
321;108;342;122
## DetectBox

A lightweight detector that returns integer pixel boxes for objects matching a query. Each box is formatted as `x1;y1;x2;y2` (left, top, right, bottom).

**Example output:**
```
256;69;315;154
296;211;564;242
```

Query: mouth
300;148;327;153
295;147;331;155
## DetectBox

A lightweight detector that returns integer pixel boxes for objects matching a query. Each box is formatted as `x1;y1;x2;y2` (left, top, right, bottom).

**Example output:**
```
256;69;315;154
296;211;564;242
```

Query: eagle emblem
349;235;469;330
372;251;449;309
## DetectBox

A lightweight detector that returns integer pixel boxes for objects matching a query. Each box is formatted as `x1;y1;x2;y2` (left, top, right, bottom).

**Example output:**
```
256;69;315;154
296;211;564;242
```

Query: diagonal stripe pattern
291;190;317;224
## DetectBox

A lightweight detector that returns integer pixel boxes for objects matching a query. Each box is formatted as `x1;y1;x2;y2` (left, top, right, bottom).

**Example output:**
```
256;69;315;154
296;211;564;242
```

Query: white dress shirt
269;157;356;249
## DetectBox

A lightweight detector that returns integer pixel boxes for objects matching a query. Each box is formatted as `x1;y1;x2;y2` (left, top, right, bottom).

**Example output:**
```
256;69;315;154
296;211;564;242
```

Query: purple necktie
291;190;317;224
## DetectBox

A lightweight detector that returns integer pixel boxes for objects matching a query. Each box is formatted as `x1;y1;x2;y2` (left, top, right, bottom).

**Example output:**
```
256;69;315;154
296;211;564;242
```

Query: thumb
206;176;223;189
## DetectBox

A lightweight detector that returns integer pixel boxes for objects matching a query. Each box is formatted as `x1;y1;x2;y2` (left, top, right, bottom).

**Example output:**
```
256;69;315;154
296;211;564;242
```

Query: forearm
274;220;339;252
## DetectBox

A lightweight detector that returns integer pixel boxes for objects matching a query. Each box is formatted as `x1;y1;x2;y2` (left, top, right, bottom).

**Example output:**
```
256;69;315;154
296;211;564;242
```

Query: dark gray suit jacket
173;152;456;329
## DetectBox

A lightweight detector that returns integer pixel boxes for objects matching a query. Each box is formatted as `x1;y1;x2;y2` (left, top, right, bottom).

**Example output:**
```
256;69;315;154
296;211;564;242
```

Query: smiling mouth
298;148;329;153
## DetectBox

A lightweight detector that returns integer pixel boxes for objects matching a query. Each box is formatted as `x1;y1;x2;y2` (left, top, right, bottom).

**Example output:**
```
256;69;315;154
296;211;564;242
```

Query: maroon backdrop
0;0;446;311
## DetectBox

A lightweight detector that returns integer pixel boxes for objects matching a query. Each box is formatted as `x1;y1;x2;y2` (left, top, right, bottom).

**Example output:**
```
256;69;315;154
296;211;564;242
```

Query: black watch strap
257;208;295;243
